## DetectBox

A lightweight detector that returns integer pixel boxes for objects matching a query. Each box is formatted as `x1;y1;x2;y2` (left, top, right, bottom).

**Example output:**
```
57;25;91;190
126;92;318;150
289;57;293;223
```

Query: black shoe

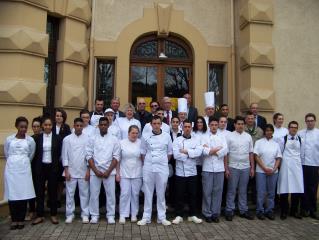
293;212;302;219
225;214;233;221
211;216;220;223
239;212;254;220
301;210;310;217
256;212;265;220
17;224;24;230
265;212;275;220
10;224;18;230
309;212;319;220
205;216;213;223
280;213;287;220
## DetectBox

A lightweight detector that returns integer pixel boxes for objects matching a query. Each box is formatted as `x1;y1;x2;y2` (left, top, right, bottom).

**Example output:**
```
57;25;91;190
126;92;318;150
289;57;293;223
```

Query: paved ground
1;213;319;240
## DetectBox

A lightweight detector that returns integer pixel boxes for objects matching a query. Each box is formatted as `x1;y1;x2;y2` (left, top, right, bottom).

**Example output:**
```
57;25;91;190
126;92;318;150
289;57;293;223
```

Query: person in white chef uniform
117;125;143;224
142;108;170;137
4;116;36;230
86;117;120;224
171;99;203;225
137;115;173;226
62;118;90;224
103;108;121;140
277;121;304;220
116;103;141;140
203;92;216;126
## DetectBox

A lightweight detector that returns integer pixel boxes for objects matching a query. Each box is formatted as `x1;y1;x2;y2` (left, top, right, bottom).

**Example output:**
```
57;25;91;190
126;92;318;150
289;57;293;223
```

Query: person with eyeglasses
277;121;304;220
298;113;319;220
149;101;160;116
134;98;152;131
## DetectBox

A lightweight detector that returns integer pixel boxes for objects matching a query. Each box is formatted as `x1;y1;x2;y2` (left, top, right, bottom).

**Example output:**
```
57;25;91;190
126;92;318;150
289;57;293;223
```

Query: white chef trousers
119;178;142;218
89;175;115;218
142;170;168;221
65;178;89;218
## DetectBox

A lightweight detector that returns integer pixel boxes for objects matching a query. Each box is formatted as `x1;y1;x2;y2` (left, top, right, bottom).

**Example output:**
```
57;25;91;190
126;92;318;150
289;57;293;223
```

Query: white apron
90;112;102;127
277;137;304;194
4;138;35;200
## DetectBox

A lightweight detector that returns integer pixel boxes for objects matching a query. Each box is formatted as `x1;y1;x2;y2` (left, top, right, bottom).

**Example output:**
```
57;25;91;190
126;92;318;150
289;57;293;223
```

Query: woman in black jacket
32;116;62;225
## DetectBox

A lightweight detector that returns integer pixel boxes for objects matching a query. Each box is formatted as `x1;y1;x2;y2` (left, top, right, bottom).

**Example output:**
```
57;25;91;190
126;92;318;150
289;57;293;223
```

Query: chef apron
90;112;103;127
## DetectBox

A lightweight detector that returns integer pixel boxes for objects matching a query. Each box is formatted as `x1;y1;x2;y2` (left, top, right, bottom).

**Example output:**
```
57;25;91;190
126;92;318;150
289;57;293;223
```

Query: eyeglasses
151;105;158;108
138;102;146;105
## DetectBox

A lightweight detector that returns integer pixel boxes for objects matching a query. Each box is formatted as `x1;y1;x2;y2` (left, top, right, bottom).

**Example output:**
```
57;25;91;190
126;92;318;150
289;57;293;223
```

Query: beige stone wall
273;0;319;127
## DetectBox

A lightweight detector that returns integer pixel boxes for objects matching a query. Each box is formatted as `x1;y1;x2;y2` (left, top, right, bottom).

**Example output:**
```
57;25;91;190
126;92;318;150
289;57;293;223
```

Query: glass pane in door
131;66;157;107
164;66;190;98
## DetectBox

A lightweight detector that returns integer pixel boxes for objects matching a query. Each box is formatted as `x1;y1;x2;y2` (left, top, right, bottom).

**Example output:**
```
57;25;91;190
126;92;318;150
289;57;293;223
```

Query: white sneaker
119;217;126;224
82;216;89;224
188;216;202;224
159;219;171;226
65;216;74;224
108;217;115;225
137;219;150;226
172;216;183;224
131;216;137;223
90;216;99;224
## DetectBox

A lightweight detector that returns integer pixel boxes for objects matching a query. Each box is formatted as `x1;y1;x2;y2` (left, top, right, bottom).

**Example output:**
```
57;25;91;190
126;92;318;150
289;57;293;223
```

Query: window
130;33;193;107
96;60;115;107
43;16;59;116
208;63;225;109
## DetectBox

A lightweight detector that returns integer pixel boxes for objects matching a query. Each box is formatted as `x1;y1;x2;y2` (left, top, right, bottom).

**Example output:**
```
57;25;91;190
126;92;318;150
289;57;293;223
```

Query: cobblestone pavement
1;214;319;240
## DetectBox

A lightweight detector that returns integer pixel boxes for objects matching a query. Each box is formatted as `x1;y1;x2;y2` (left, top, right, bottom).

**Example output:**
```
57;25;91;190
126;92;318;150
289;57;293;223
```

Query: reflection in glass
164;67;190;97
96;61;115;107
131;66;157;106
164;40;188;59
208;64;224;108
132;40;157;58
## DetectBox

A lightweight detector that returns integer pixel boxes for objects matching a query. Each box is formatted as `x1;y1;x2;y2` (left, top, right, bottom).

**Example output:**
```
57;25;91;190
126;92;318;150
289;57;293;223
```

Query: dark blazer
187;106;198;123
256;115;267;131
33;133;62;174
113;110;125;120
52;123;71;140
226;117;235;132
134;110;152;130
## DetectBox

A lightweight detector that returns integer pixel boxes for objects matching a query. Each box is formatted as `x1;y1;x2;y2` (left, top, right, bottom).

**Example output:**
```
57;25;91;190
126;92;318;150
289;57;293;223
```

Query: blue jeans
256;172;278;214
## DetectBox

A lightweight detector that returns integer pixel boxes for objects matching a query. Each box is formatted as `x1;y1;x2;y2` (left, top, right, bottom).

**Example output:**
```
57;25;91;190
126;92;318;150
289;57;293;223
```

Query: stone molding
240;43;274;69
56;83;87;108
57;39;88;65
155;3;172;36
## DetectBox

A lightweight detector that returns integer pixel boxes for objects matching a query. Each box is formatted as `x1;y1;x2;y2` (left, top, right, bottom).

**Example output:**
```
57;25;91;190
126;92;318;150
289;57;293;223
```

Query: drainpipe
230;0;236;116
88;0;96;111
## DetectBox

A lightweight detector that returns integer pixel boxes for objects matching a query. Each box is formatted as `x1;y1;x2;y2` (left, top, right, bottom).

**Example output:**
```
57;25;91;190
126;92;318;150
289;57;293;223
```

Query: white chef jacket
202;132;228;172
217;128;231;140
62;132;89;178
94;124;121;140
142;122;170;138
117;117;141;139
4;134;36;200
173;135;203;177
298;128;319;166
86;133;120;176
254;137;282;173
72;124;95;137
141;131;173;174
227;131;254;169
42;132;52;163
273;127;288;144
119;138;142;178
90;112;103;127
192;131;208;166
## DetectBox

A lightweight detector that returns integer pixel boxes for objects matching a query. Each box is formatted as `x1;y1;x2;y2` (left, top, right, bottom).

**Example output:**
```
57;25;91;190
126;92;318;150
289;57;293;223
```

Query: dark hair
171;116;180;123
183;119;192;126
193;116;207;133
218;116;227;122
128;125;140;133
234;115;245;124
95;97;104;104
151;115;162;123
99;117;109;124
15;116;28;127
288;121;299;128
220;104;229;109
42;116;53;124
74;117;83;124
55;108;67;123
245;110;254;116
150;101;160;107
264;124;274;132
32;116;42;125
156;107;164;112
208;116;219;124
305;113;316;121
273;112;283;124
80;109;90;116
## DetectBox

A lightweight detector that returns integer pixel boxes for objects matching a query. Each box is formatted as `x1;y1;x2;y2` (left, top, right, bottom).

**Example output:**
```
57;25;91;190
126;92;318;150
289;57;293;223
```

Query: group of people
3;92;319;230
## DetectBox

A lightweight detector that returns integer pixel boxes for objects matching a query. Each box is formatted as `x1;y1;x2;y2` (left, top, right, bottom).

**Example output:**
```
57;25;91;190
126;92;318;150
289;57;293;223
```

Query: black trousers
9;200;27;222
301;165;319;213
280;193;303;215
34;163;58;217
196;165;202;211
175;175;197;217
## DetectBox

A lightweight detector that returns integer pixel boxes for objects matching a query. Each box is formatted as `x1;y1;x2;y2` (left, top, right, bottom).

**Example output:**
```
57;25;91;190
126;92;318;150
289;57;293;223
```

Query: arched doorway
130;33;193;107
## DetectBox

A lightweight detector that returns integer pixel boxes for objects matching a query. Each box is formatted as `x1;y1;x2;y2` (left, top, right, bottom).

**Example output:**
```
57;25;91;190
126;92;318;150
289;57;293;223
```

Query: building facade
0;0;318;206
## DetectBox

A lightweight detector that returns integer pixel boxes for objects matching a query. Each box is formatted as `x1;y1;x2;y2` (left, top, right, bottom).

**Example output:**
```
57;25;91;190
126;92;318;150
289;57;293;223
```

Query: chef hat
178;98;188;113
104;108;114;114
204;92;215;108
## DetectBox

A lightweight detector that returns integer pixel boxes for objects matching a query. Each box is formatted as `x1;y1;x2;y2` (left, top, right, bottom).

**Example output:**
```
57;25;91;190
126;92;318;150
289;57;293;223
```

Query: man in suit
111;97;125;120
220;104;235;132
134;97;152;130
162;96;177;126
250;103;267;131
184;93;198;123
